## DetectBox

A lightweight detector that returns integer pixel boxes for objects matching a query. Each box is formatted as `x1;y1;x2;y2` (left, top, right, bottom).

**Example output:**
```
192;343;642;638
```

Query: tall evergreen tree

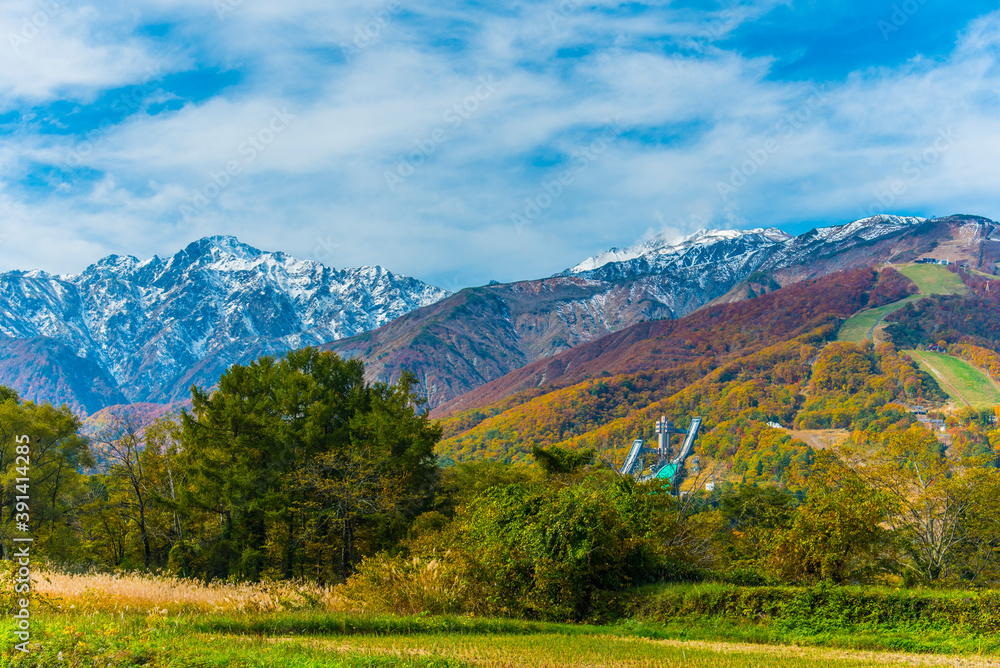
178;349;440;582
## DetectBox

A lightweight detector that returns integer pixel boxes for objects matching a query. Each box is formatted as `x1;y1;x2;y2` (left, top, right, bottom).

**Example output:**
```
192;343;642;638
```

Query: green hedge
626;583;1000;634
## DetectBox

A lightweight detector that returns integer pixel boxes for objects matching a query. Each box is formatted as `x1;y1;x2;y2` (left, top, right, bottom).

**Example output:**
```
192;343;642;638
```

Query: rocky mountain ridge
0;236;449;413
2;214;997;416
327;214;999;412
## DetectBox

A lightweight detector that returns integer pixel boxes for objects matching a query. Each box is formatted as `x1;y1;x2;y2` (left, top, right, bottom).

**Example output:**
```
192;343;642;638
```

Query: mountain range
328;214;999;412
0;214;997;416
0;236;448;414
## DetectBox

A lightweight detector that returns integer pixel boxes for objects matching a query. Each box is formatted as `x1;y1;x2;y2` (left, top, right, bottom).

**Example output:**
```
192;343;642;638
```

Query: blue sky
1;0;999;290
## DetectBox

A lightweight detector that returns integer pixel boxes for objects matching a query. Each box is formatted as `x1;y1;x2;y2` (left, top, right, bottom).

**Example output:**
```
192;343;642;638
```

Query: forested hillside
435;265;1000;493
436;268;943;471
438;268;881;417
3;270;1000;642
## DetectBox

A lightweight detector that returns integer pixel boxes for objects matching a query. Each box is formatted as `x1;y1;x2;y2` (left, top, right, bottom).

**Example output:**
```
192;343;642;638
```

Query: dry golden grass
32;554;473;618
35;569;351;615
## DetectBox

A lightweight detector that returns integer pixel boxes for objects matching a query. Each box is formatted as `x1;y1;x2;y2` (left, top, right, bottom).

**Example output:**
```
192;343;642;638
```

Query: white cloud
0;2;168;103
0;2;998;288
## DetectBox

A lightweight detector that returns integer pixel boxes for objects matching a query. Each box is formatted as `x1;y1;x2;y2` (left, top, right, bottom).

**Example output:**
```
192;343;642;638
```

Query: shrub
337;552;481;616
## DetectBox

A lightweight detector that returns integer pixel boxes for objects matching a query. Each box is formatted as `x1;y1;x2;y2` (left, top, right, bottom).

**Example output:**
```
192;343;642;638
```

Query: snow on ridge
810;215;926;242
569;215;936;276
570;226;792;274
0;236;452;401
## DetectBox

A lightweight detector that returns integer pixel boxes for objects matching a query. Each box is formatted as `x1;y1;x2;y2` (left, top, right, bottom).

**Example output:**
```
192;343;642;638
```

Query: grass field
836;295;921;342
906;351;1000;408
320;632;1000;667
7;573;1000;666
837;264;969;343
6;610;1000;668
966;267;1000;281
895;264;969;296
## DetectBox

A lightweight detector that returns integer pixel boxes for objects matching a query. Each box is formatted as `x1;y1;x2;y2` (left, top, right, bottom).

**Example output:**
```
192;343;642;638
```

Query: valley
3;215;1000;668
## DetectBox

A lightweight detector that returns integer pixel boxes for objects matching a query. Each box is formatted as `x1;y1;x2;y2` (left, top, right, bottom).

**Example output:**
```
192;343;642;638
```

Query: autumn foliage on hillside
438;361;714;463
944;406;1000;463
437;268;885;463
439;268;880;418
440;336;817;480
867;267;918;307
883;289;1000;351
951;343;1000;381
537;336;934;487
542;337;819;486
438;268;948;489
795;342;945;430
951;265;999;298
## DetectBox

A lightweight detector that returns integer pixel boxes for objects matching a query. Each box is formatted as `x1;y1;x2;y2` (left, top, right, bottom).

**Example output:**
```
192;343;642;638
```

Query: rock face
326;214;1000;410
0;236;449;414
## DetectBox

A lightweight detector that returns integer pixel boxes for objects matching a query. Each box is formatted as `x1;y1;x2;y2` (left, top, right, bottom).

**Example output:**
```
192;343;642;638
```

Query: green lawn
836;296;921;343
896;264;969;296
837;264;969;343
905;351;1000;408
6;608;1000;668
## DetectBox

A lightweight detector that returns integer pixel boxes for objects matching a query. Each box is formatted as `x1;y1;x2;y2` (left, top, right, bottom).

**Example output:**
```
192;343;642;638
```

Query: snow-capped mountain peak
0;237;449;412
808;215;927;242
569;226;792;275
568;216;932;277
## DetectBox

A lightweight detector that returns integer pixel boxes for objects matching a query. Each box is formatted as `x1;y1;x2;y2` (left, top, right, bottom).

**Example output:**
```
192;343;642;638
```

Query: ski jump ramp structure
620;439;646;478
618;417;703;493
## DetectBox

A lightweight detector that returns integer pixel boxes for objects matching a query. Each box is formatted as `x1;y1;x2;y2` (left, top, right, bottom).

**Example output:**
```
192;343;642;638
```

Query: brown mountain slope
323;274;710;408
322;288;528;406
0;336;127;415
325;215;1000;411
434;268;878;418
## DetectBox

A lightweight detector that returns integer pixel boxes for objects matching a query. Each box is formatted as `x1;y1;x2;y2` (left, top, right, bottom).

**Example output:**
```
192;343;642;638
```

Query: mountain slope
328;214;1000;410
436;268;877;419
435;267;951;468
324;228;796;409
0;237;448;413
0;336;128;412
